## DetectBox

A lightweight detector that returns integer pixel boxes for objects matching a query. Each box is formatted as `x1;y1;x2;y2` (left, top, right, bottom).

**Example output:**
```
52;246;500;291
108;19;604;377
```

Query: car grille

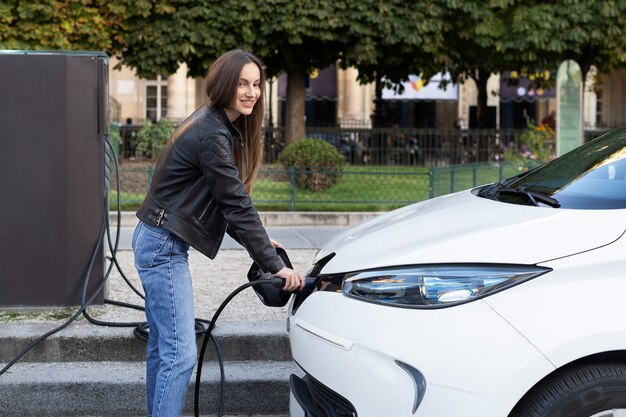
290;373;357;417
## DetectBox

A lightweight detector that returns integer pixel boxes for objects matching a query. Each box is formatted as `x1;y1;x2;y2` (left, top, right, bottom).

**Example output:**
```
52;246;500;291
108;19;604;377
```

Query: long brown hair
204;49;265;194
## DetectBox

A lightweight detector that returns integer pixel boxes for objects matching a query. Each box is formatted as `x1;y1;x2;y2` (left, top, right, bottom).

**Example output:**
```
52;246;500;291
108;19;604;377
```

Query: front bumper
288;292;555;417
290;372;357;416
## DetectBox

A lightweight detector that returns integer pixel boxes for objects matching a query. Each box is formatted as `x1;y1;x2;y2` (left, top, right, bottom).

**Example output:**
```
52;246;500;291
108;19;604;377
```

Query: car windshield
480;127;626;209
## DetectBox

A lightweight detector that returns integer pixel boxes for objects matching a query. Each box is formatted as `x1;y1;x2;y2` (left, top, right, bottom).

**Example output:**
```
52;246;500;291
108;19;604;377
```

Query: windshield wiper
478;167;541;199
478;177;520;199
498;186;561;208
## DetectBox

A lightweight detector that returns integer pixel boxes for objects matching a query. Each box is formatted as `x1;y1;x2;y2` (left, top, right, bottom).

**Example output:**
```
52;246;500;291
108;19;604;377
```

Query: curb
109;211;384;228
0;361;299;416
0;322;291;363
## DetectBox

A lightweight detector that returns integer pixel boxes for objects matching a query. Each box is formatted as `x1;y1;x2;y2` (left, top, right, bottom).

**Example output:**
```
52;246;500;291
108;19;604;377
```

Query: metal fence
263;127;523;167
262;127;614;167
109;161;541;212
108;124;613;211
114;124;614;167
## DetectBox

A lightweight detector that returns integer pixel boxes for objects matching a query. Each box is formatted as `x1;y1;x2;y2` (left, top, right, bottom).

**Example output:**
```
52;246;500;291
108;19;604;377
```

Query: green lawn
110;162;541;212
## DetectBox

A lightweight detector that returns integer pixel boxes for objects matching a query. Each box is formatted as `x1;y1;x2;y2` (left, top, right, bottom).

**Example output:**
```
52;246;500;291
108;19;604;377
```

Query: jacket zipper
155;209;165;226
198;199;213;221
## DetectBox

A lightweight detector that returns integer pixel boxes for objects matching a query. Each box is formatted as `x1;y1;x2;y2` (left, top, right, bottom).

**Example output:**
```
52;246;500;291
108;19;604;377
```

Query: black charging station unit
0;51;108;307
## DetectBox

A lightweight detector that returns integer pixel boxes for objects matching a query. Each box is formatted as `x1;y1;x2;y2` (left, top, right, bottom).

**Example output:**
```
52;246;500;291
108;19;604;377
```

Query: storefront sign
382;72;457;100
500;70;555;102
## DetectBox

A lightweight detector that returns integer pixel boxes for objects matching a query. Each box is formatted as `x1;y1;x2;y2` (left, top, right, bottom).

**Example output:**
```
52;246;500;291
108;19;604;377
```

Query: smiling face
224;62;261;122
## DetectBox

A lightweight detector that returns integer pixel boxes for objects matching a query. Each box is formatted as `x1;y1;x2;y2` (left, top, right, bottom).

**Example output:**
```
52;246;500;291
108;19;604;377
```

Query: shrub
106;126;122;159
500;120;555;164
137;119;174;160
278;138;345;191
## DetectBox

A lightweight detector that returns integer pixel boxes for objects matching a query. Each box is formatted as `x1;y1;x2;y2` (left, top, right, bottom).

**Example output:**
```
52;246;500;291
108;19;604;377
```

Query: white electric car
288;127;626;417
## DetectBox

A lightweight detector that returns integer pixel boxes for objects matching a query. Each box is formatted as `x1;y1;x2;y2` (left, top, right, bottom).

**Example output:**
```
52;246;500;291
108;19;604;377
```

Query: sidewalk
7;211;383;324
103;211;382;323
0;212;383;416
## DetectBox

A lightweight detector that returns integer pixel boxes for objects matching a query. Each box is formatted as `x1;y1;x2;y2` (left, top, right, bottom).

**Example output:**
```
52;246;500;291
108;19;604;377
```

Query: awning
500;70;555;102
278;65;337;101
382;72;458;101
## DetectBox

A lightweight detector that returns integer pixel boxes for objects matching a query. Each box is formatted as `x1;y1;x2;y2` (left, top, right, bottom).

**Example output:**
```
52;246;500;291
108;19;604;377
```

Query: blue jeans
132;221;197;417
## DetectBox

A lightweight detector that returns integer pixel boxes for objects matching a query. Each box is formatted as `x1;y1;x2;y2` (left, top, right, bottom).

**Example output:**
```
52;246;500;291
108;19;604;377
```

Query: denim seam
141;222;168;239
154;236;177;417
145;231;169;269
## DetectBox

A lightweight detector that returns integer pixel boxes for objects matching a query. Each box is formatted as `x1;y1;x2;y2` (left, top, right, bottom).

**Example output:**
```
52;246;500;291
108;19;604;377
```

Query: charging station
0;51;108;307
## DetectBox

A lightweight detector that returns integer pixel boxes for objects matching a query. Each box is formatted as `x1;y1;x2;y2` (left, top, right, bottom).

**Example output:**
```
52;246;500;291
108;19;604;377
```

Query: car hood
317;189;626;274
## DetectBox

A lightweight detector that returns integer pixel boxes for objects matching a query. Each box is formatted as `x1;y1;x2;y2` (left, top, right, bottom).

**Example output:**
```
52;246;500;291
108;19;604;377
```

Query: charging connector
270;276;317;292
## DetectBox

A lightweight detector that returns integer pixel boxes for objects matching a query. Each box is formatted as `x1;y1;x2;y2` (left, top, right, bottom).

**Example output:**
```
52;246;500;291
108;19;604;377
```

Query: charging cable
194;275;314;417
0;137;124;377
0;135;311;417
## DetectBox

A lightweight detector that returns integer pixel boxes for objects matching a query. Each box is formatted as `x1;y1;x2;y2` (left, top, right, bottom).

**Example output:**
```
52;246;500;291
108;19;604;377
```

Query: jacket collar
214;106;244;146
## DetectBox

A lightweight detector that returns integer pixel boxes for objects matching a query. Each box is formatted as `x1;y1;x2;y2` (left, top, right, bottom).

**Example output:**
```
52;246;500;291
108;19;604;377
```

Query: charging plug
271;276;316;293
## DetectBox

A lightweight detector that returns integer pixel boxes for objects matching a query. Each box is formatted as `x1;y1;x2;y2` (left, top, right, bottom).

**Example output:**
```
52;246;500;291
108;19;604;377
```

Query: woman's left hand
270;238;283;248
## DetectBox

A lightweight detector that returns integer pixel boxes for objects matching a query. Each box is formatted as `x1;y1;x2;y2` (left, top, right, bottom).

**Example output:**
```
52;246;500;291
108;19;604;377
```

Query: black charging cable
0;137;123;377
193;276;283;417
193;276;318;417
0;180;109;377
0;136;218;377
0;136;307;417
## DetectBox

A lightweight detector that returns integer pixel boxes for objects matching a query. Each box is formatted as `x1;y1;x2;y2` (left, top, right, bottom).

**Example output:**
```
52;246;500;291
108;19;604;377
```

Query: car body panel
484;232;626;368
317;190;626;274
290;292;555;417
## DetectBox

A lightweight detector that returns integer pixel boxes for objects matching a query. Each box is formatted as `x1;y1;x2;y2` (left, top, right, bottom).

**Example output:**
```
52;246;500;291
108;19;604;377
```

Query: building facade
108;57;625;132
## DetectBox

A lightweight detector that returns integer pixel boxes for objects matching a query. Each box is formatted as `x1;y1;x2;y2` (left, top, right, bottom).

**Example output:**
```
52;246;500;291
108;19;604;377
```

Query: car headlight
342;264;551;308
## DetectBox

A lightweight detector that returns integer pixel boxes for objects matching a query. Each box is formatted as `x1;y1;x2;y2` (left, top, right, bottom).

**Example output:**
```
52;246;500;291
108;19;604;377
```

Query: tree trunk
370;75;386;128
472;69;491;162
284;69;306;144
370;75;388;164
475;69;490;129
282;47;307;145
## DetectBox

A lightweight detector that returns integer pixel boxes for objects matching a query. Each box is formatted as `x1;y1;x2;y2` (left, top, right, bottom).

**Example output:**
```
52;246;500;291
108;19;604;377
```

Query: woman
132;49;304;417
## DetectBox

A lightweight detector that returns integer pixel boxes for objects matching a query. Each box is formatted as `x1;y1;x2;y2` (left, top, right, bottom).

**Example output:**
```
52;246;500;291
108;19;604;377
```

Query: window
596;86;604;126
145;77;168;122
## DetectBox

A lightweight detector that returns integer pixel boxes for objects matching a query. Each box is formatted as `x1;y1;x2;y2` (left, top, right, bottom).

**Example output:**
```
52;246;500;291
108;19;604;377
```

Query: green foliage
437;0;626;128
501;121;555;164
278;138;345;191
136;119;174;160
343;1;445;87
4;0;624;142
106;127;122;160
0;0;118;50
499;0;626;75
103;0;447;143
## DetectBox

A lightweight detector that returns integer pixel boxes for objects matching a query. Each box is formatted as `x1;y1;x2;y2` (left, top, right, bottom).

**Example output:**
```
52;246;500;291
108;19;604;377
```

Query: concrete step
0;322;291;363
0;360;300;416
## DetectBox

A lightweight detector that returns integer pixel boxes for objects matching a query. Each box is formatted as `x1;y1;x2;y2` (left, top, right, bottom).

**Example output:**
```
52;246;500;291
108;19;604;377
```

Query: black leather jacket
136;104;285;274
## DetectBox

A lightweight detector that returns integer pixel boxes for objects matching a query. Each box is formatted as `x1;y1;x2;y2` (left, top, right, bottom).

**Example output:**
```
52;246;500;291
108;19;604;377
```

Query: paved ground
0;213;371;417
113;225;345;251
3;224;348;325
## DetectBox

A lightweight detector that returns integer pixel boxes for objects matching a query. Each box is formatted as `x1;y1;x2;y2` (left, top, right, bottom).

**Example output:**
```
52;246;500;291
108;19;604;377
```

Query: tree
436;0;515;129
109;0;447;143
438;0;626;129
107;0;360;144
104;0;347;143
248;0;365;144
0;0;119;50
341;1;445;127
500;0;626;79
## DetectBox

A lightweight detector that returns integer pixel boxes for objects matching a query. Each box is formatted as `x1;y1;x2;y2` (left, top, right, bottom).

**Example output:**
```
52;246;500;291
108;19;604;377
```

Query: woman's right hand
274;267;305;292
